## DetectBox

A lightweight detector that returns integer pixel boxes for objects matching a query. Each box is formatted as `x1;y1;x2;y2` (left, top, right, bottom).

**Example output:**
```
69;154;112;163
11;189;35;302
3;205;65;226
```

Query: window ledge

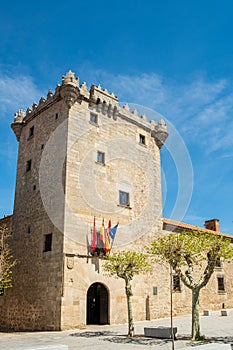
139;142;147;147
218;291;226;294
117;204;132;209
95;161;105;166
89;121;99;127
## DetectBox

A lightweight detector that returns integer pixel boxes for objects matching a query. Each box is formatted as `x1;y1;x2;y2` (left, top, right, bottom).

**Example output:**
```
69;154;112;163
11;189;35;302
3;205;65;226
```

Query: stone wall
1;70;232;331
0;96;69;330
61;82;166;328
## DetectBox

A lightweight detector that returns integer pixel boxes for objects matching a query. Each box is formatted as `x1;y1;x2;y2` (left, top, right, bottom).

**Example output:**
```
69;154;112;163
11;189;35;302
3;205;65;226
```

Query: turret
59;70;80;108
11;109;25;141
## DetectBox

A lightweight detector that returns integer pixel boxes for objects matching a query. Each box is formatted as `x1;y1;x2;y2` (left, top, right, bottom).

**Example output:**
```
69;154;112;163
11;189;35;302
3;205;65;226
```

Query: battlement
11;70;168;147
90;84;118;105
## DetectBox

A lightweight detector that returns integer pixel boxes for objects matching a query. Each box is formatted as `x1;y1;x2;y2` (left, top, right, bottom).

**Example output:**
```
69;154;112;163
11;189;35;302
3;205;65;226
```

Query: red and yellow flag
91;217;97;251
104;227;111;253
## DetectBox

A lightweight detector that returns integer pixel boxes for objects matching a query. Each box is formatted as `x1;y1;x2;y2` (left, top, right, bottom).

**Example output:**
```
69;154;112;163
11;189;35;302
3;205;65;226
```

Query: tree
149;230;233;340
0;226;16;294
103;250;151;337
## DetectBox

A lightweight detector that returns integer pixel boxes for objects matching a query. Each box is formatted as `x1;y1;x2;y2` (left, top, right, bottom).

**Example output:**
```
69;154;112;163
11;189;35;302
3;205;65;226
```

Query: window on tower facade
28;125;34;138
90;113;98;125
97;151;105;164
43;233;53;252
26;159;32;172
139;134;146;145
119;191;130;206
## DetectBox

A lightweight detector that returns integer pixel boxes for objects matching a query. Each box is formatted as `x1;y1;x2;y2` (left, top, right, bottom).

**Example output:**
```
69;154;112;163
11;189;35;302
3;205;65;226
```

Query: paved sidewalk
0;309;233;349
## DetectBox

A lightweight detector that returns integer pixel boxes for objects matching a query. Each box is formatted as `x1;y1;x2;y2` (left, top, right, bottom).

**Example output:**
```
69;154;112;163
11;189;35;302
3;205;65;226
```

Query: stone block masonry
1;70;233;331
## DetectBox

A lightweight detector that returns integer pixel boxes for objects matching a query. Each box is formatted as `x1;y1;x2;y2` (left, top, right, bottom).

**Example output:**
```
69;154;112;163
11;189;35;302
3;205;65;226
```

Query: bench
144;326;177;339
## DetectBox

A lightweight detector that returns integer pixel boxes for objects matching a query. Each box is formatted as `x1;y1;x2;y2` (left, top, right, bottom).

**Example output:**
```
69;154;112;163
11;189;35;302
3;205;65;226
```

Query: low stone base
144;326;177;339
203;310;211;316
221;309;229;316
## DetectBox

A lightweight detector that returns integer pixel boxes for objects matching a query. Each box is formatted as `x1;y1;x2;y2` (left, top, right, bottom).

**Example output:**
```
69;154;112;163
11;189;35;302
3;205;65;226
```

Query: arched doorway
86;282;109;325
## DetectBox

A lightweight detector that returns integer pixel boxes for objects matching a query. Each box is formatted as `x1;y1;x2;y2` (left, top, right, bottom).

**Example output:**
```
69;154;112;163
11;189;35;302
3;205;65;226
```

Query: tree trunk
125;278;134;337
191;288;201;339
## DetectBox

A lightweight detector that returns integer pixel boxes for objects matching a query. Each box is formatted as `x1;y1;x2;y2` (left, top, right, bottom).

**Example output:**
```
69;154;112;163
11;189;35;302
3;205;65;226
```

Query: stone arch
86;282;109;325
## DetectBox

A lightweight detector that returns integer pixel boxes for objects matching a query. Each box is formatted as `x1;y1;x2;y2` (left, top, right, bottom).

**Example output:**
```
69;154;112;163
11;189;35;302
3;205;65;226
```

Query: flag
109;223;118;240
91;217;97;251
97;219;105;252
104;219;111;253
108;219;111;233
106;219;112;252
104;228;111;253
99;218;105;241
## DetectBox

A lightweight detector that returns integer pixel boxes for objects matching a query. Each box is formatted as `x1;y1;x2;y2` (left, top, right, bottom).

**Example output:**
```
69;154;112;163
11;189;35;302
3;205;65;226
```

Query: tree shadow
71;331;172;345
71;332;233;348
206;336;233;346
103;336;172;346
70;331;117;337
177;334;233;348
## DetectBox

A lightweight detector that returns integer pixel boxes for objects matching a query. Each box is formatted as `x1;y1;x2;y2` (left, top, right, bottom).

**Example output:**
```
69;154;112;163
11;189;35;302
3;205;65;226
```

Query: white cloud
91;70;233;154
91;70;167;108
183;213;206;228
1;67;232;154
0;73;43;116
219;153;233;159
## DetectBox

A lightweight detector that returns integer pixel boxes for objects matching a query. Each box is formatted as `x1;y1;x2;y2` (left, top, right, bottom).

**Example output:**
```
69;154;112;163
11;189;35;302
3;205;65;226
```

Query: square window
29;126;34;138
173;275;181;291
139;134;146;145
119;191;130;206
215;257;222;268
97;151;105;164
218;277;225;291
43;233;52;252
90;113;98;124
26;159;32;172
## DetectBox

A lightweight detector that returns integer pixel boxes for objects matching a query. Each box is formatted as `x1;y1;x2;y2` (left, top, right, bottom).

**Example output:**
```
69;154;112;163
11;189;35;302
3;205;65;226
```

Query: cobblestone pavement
0;310;233;350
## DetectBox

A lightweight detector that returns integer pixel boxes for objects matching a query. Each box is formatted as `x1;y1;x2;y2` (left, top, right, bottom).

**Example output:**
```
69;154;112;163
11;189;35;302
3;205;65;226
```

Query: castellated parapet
11;70;168;148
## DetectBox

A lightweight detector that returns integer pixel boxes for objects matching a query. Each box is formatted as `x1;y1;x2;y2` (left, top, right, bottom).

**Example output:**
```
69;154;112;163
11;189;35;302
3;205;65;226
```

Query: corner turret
151;118;168;148
60;70;80;108
11;109;25;141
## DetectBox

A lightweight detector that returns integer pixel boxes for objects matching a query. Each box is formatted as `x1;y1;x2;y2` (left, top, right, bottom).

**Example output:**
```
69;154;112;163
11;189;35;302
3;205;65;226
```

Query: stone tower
0;71;168;330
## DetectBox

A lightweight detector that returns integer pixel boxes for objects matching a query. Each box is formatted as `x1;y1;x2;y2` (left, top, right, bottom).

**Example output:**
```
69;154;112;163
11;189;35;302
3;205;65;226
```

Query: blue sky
1;0;233;234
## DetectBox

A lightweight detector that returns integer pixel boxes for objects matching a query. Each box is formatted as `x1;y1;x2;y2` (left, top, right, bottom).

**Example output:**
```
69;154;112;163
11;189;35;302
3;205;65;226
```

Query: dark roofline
163;217;233;241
